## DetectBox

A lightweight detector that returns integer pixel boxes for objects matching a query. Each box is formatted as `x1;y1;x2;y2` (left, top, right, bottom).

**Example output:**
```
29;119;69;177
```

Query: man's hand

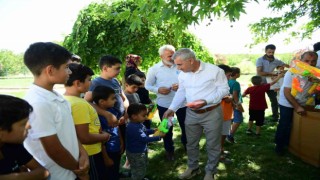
171;83;179;91
295;106;306;116
158;87;171;95
163;109;175;119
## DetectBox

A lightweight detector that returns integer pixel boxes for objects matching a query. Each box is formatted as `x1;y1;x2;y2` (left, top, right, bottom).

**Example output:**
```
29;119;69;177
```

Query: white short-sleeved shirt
279;72;313;108
24;84;79;180
146;61;185;108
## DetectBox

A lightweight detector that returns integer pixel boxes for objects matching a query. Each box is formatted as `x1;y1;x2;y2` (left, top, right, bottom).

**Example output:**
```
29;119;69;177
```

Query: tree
63;1;214;73
0;50;26;76
249;0;320;44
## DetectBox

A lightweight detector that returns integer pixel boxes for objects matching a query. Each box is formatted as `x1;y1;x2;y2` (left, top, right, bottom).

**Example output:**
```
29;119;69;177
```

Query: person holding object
163;48;229;180
145;45;187;160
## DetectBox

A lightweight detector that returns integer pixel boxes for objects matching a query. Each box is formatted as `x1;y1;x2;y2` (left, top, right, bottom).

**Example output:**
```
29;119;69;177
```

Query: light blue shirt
145;61;183;108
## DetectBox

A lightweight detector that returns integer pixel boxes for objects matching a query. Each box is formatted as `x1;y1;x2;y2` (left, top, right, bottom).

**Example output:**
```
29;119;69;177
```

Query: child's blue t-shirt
228;79;243;103
98;115;121;152
90;77;125;119
126;122;160;153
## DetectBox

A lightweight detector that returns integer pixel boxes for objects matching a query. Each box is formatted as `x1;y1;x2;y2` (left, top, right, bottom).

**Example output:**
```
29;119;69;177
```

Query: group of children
1;42;288;180
218;64;284;160
0;42;164;180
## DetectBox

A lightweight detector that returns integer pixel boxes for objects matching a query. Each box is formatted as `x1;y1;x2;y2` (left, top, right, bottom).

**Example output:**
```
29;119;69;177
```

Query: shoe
203;173;214;180
119;171;131;178
226;135;235;143
165;152;175;161
221;150;231;156
219;155;232;164
178;167;201;179
246;129;253;135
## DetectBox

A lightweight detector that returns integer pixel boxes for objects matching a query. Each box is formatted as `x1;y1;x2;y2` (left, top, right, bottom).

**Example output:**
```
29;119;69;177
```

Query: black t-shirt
0;143;33;174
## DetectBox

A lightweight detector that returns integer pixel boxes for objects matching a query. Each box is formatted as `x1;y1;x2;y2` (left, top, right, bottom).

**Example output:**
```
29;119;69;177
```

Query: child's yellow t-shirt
64;96;102;156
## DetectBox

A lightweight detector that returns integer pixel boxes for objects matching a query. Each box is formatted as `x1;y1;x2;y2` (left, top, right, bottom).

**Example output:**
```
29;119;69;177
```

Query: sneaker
178;167;201;179
246;129;253;135
203;173;214;180
219;155;232;164
226;135;235;143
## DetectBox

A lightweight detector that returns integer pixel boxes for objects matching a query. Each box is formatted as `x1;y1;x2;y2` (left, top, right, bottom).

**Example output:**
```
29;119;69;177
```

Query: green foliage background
63;1;214;75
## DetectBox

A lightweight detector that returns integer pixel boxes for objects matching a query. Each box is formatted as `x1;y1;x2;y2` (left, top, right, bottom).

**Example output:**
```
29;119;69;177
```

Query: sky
0;0;319;55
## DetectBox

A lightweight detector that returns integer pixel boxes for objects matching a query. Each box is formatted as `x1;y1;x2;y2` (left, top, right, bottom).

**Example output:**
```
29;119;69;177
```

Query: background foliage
0;50;27;76
63;1;214;74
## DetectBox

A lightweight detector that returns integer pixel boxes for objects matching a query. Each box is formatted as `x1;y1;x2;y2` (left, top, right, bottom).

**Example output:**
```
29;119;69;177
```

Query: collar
194;60;204;74
30;84;66;102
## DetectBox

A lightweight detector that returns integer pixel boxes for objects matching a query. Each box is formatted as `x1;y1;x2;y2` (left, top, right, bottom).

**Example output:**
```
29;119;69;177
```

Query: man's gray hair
301;51;318;60
172;48;196;61
158;45;175;56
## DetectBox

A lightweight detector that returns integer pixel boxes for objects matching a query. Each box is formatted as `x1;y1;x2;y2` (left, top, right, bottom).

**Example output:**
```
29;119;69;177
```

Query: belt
191;104;220;114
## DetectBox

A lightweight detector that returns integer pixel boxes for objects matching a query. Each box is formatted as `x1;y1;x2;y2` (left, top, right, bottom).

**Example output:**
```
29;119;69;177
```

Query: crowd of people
0;42;320;180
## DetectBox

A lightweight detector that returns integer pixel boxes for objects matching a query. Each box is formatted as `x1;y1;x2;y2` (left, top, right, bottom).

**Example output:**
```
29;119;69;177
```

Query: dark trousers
267;90;279;119
106;151;121;180
157;105;187;152
88;152;108;180
275;105;294;150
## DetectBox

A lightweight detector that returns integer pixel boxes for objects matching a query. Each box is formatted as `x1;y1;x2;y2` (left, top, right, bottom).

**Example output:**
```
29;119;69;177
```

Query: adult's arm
145;66;159;93
256;66;274;77
208;69;229;105
283;87;306;114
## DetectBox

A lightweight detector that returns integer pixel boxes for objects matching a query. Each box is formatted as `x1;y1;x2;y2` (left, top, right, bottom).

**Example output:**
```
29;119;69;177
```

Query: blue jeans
157;105;187;152
275;105;294;149
267;90;279;119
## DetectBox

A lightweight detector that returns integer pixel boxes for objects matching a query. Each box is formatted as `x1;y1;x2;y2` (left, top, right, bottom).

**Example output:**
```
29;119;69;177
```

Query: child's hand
101;131;111;143
119;116;126;125
107;114;119;127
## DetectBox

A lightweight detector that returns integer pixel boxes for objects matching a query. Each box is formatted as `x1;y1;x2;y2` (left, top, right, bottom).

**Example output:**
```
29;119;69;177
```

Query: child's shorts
249;109;265;126
232;109;243;123
221;120;231;135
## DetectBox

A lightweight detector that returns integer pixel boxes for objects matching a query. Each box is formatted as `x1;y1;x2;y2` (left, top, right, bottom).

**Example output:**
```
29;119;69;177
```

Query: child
123;74;143;169
0;95;49;179
92;85;123;180
227;67;244;143
64;63;110;180
267;66;285;100
135;71;153;130
243;74;283;136
126;103;165;180
23;42;89;180
124;74;143;104
218;65;233;162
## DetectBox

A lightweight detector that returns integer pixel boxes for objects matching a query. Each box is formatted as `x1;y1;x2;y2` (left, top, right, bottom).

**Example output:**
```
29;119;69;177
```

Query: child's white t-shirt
24;84;79;180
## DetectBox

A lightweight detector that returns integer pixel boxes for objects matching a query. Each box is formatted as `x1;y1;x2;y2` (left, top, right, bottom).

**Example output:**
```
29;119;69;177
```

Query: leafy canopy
63;0;213;73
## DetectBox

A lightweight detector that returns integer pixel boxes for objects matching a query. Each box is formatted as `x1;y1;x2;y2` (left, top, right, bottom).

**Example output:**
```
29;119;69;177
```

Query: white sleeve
207;68;230;104
145;66;159;93
28;102;57;139
169;75;186;111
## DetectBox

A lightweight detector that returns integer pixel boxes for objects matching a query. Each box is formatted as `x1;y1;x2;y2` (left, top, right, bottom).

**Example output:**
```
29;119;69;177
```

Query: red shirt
244;84;271;110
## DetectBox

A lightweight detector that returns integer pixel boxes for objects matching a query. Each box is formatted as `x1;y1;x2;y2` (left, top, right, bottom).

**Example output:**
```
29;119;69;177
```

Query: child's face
100;94;116;109
103;64;121;78
78;75;92;93
52;62;72;84
225;72;232;80
131;110;148;123
0;118;31;144
125;84;139;94
139;77;146;88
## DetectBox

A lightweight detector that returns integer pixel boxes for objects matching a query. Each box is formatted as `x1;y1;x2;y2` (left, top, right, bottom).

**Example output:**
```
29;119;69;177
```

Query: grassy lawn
1;76;320;179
